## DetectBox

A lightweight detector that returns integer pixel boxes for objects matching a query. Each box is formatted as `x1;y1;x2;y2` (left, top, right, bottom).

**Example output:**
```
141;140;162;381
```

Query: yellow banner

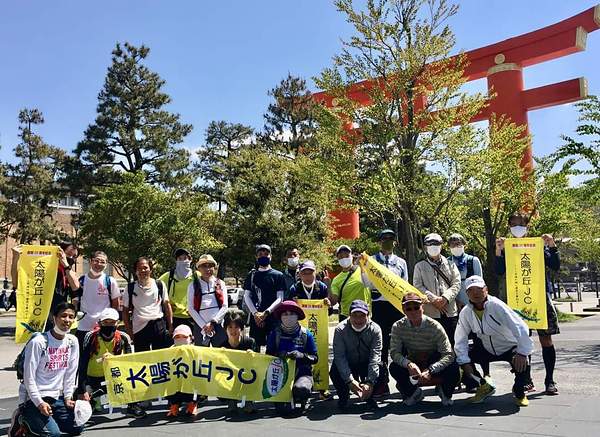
359;253;427;313
104;345;296;405
16;245;59;343
297;299;329;391
505;237;548;329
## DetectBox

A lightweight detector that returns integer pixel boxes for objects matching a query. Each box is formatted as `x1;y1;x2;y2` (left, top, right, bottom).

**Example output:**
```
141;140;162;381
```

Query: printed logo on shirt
97;281;109;296
45;346;70;371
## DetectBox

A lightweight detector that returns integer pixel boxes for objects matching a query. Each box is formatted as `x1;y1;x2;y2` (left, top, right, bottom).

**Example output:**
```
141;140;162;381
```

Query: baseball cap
299;260;316;272
335;244;352;255
378;229;395;240
173;324;193;338
255;244;272;254
99;308;119;322
402;293;423;305
349;299;369;314
174;248;191;258
197;254;218;267
465;275;486;290
424;233;443;245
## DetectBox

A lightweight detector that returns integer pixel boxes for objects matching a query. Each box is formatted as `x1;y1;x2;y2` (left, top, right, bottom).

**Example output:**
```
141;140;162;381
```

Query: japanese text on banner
505;237;548;330
359;253;427;313
297;299;329;391
15;245;59;343
104;345;296;405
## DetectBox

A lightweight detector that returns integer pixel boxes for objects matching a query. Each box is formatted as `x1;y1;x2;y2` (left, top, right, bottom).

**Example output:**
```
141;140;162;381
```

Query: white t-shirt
77;273;120;332
122;279;168;334
22;332;79;406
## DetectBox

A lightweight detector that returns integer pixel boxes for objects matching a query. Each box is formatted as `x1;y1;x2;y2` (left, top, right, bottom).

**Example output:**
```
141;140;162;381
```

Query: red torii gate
314;4;599;240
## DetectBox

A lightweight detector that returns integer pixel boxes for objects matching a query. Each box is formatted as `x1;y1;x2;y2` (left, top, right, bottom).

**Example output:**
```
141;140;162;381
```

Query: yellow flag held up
15;245;59;343
359;253;427;313
103;345;296;405
504;237;548;329
297;299;329;391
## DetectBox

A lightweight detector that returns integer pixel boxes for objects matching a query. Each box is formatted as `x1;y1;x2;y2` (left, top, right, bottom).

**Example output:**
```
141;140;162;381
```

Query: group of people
10;211;561;437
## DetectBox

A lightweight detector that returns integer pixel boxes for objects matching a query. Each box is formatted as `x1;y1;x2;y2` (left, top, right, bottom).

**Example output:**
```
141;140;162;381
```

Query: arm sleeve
63;338;79;400
211;280;229;323
389;322;409;367
454;310;472;365
332;327;353;383
361;269;374;289
429;323;454;374
367;326;382;384
187;283;207;328
498;302;534;357
244;290;258;314
109;277;120;300
441;261;461;303
473;256;483;277
545;247;560;272
265;291;283;313
24;338;43;406
496;253;506;275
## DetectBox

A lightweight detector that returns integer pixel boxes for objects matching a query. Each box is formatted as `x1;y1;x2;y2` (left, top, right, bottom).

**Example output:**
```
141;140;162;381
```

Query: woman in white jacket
454;275;533;407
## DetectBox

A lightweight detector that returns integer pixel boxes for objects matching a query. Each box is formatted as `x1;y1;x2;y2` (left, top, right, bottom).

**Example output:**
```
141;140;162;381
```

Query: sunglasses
403;304;421;312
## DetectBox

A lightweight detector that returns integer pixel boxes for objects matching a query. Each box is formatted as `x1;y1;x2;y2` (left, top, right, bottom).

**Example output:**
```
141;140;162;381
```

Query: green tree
67;43;194;196
79;172;221;279
1;109;66;243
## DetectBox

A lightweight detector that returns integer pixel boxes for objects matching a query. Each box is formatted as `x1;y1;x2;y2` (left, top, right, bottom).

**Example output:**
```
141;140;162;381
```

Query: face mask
174;337;192;346
257;256;271;267
381;240;394;251
99;325;117;339
287;257;299;268
450;246;464;257
90;266;105;275
338;257;353;268
281;314;299;328
53;325;69;336
510;226;528;238
351;322;367;332
175;260;192;278
302;281;315;288
426;245;442;257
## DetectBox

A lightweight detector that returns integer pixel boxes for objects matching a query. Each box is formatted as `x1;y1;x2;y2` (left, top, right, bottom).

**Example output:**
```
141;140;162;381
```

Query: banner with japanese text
104;345;296;405
505;237;548;329
15;245;59;343
297;299;329;391
359;253;427;313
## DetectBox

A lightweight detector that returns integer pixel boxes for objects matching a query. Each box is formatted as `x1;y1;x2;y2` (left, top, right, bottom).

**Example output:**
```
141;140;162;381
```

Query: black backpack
127;279;165;312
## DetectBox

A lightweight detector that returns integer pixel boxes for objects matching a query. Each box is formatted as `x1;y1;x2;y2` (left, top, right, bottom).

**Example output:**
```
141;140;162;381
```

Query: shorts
537;295;560;336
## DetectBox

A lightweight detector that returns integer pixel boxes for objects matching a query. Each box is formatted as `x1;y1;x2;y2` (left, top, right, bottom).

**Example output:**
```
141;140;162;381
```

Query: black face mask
100;325;117;339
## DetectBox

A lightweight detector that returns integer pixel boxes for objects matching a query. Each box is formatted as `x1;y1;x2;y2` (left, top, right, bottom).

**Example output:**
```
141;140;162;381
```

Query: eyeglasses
403;304;421;312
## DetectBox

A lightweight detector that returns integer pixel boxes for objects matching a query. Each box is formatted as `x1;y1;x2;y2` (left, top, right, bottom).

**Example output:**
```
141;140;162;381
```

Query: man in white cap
77;307;145;418
454;275;533;407
413;233;461;344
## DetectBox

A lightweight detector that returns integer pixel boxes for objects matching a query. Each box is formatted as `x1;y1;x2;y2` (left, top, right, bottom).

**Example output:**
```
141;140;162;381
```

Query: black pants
167;392;194;405
466;340;529;398
433;315;458;347
249;315;278;348
133;319;172;352
192;322;227;347
372;300;404;365
389;360;460;398
330;360;388;402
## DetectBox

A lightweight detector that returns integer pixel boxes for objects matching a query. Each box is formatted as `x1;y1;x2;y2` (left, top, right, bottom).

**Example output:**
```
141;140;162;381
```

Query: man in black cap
243;244;287;348
158;248;199;330
369;229;408;397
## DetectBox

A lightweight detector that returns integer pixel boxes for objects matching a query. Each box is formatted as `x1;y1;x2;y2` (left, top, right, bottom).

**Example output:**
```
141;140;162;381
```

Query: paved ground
0;295;599;436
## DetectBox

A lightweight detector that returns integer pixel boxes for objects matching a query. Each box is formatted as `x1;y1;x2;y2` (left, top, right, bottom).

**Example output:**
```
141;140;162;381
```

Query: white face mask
351;322;367;332
174;337;192;346
338;257;353;268
302;281;315;288
510;226;528;238
175;260;192;278
426;245;442;257
287;257;299;268
53;325;69;336
450;246;465;257
281;314;299;328
90;266;105;275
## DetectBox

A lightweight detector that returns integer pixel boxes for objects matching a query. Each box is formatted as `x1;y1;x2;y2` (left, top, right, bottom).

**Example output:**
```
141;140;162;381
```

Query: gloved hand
286;350;305;360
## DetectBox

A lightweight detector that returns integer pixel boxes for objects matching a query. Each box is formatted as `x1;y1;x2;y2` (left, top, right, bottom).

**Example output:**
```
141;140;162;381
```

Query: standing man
159;248;197;330
122;257;173;352
455;276;533;406
330;245;371;322
73;251;120;348
413;233;461;344
369;229;408;396
496;212;560;395
282;248;300;295
243;244;286;348
389;293;459;406
447;233;483;308
330;300;386;410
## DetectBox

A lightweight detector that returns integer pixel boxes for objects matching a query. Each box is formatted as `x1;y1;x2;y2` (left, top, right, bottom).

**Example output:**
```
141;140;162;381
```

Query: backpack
14;332;75;381
127;279;164;313
84;327;125;357
77;274;113;311
274;326;308;351
192;276;225;312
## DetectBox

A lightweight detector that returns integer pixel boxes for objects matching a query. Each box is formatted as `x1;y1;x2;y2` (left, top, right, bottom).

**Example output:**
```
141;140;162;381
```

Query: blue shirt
266;326;317;378
289;280;329;300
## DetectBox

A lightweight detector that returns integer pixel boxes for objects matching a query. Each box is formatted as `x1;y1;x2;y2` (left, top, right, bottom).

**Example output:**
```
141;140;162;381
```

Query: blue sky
1;1;598;166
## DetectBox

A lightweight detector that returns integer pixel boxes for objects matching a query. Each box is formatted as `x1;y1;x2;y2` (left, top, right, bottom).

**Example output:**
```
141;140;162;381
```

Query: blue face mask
257;256;271;267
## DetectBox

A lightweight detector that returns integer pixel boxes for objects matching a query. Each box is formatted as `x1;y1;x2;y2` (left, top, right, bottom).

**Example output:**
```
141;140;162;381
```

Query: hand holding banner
297;299;329;391
504;237;548;329
358;253;427;313
15;245;59;343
